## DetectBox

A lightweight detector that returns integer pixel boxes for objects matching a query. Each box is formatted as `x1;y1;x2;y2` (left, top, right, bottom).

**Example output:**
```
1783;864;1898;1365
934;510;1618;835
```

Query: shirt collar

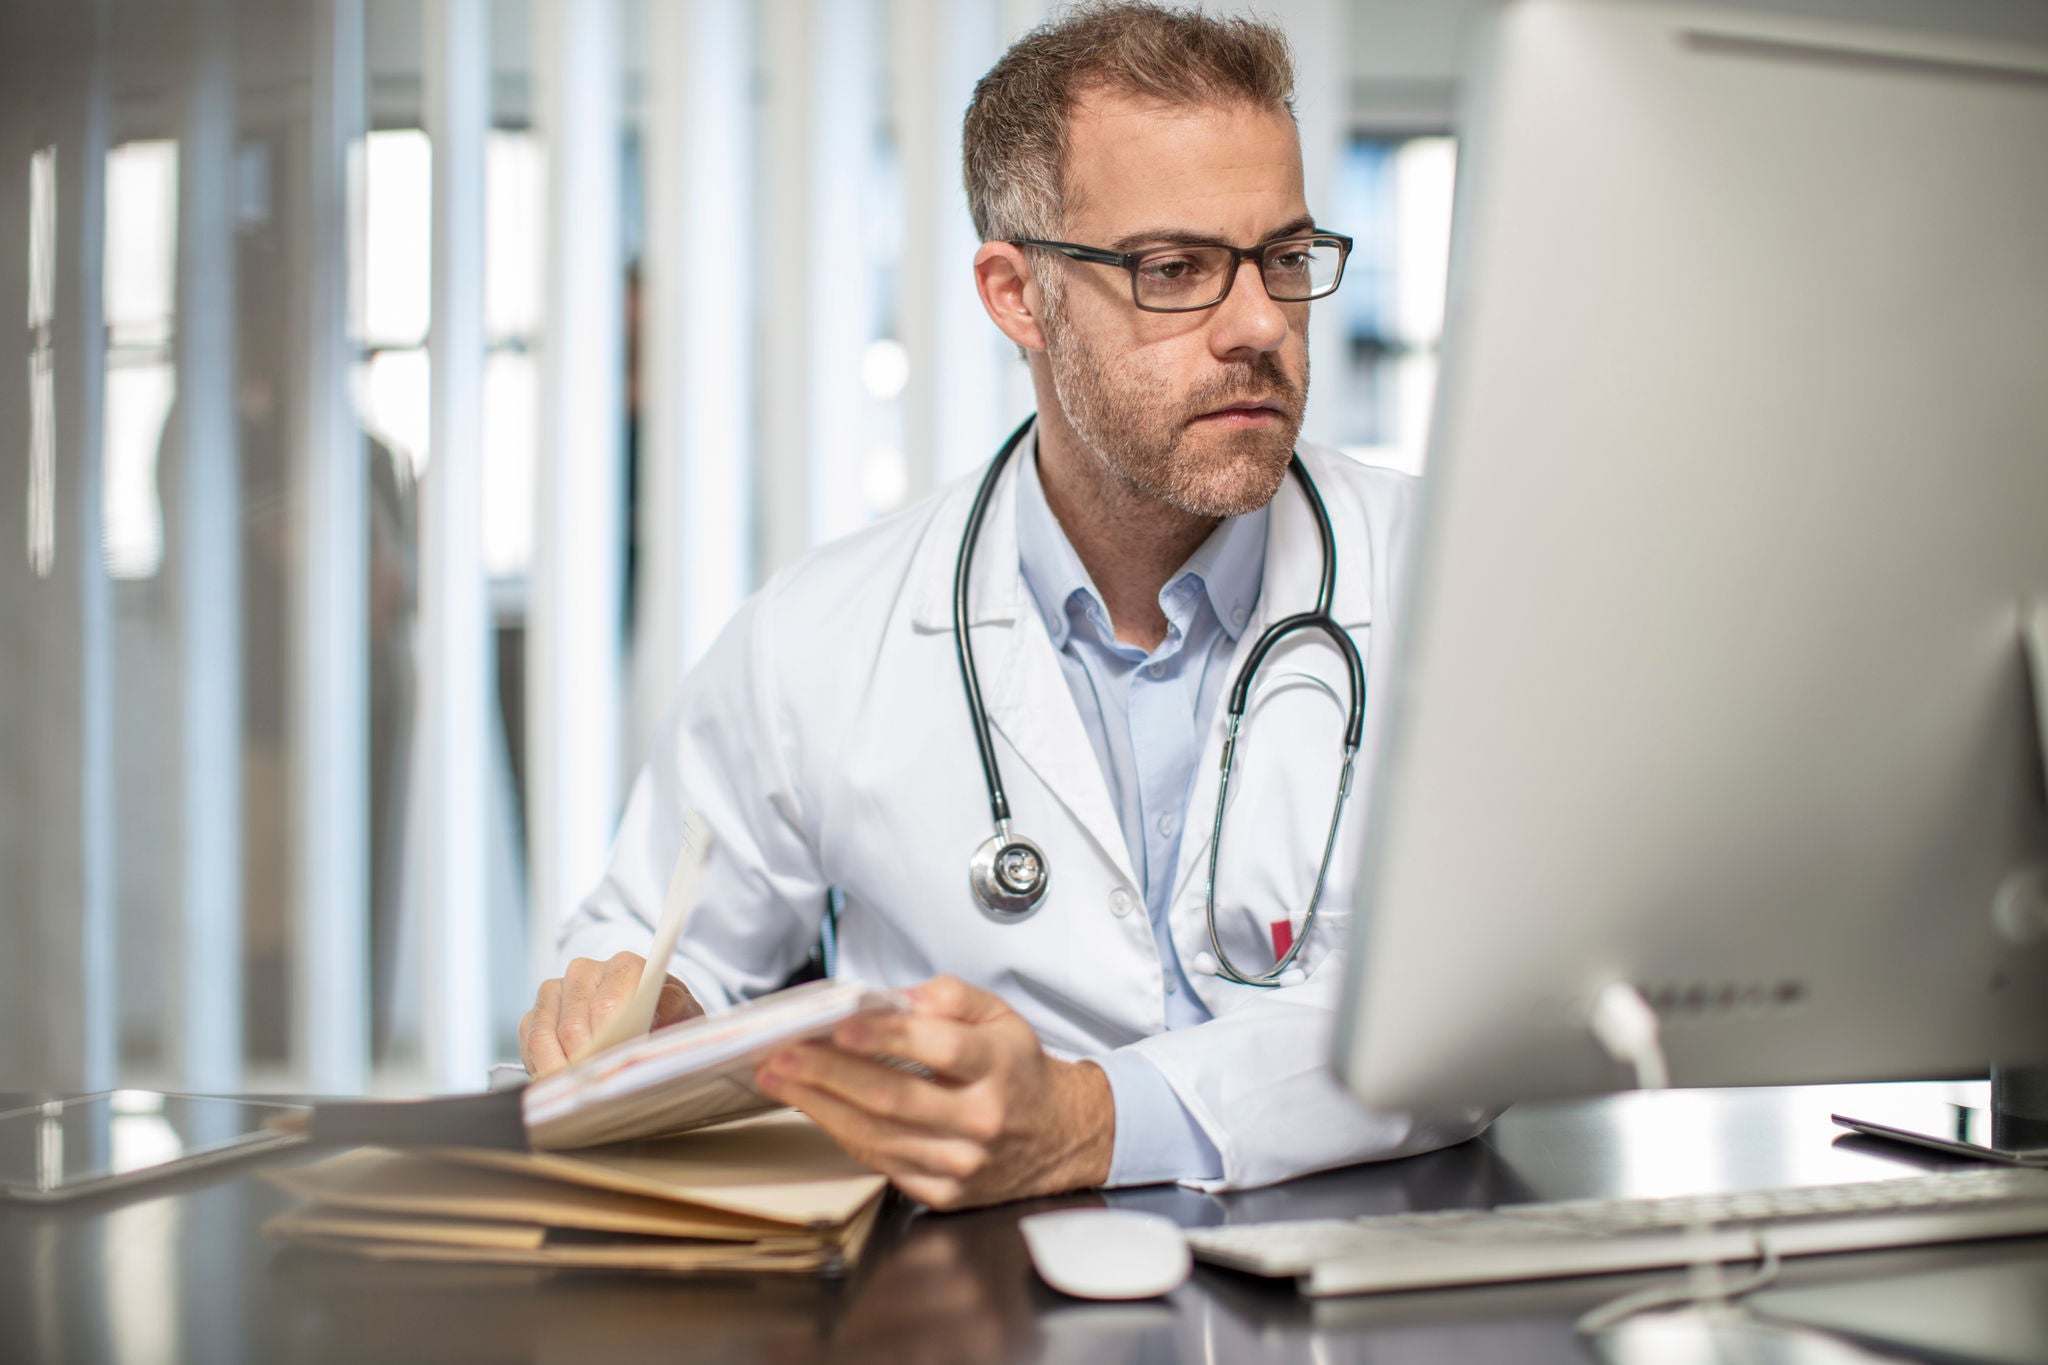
1014;440;1102;651
1014;438;1269;652
1179;485;1267;643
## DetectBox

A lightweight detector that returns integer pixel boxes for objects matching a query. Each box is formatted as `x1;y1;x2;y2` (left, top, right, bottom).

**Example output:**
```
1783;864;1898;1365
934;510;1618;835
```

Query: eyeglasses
1010;231;1353;313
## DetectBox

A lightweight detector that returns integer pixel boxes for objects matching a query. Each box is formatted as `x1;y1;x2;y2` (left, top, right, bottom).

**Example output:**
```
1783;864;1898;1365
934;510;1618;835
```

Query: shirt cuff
1089;1050;1223;1187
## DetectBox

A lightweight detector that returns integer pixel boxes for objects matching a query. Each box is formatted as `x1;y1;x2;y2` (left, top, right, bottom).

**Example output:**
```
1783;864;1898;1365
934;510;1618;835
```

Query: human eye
1264;241;1314;275
1136;252;1207;283
1133;247;1224;304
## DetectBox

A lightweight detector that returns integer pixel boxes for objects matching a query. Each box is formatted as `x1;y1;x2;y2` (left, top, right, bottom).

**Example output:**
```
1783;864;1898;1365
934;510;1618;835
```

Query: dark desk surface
4;1081;2045;1365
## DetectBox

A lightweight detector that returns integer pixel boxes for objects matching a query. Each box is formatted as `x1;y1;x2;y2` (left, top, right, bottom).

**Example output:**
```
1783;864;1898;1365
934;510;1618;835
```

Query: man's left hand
754;975;1114;1211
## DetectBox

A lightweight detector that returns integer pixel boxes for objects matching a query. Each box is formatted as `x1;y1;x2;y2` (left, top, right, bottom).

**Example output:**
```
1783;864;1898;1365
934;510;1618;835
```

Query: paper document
522;977;909;1150
302;978;908;1152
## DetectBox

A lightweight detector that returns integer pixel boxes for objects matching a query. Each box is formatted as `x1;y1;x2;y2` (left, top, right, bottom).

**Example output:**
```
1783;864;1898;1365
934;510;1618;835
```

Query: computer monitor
1335;0;2048;1116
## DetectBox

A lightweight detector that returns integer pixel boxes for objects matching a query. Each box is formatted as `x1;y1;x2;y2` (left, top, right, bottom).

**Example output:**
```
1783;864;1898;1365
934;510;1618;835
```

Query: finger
760;1070;984;1188
586;952;647;1036
764;1042;975;1133
523;979;569;1076
832;1012;993;1083
653;977;701;1028
554;958;606;1059
905;974;1006;1024
520;979;559;1073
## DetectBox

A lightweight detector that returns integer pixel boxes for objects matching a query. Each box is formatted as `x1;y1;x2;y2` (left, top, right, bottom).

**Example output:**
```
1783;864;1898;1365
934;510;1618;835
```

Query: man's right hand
518;952;704;1077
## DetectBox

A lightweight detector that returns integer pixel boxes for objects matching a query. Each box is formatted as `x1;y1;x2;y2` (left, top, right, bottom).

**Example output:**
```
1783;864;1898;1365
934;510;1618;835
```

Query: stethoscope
954;417;1365;987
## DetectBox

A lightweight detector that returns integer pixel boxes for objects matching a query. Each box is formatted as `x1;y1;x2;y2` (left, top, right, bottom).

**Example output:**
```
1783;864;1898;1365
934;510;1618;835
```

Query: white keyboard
1184;1167;2048;1298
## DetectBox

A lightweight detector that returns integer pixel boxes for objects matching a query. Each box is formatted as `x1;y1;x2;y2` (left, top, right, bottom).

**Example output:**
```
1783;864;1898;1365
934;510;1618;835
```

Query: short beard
1040;294;1307;520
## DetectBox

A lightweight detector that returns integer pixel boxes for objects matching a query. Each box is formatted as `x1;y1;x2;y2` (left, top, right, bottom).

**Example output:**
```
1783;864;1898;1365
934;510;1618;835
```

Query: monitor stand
1833;1064;2048;1168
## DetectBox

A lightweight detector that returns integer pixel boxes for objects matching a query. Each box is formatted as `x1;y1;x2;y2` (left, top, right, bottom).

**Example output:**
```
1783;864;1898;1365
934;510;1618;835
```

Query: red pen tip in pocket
1270;919;1294;962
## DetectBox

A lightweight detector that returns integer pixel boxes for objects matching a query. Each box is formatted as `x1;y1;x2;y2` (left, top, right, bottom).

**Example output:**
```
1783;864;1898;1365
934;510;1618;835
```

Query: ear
974;242;1049;353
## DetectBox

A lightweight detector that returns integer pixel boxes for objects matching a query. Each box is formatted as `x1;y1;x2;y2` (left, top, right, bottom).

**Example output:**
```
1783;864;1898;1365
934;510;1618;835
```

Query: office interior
2;0;2045;1108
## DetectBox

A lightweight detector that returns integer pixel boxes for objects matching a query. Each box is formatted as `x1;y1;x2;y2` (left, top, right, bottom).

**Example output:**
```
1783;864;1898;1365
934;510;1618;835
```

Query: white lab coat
561;436;1494;1190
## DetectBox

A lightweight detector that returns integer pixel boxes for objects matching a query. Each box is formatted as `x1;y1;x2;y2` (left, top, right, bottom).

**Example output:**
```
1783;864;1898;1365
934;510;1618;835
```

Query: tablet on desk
0;1090;308;1202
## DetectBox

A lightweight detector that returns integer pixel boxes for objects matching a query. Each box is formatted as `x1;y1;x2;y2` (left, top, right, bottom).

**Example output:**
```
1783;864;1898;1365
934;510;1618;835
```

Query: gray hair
962;2;1298;244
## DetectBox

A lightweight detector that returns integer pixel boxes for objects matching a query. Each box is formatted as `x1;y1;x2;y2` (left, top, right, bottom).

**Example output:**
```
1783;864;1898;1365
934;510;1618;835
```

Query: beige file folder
437;1108;887;1227
266;1196;885;1273
263;1109;889;1275
267;1149;781;1241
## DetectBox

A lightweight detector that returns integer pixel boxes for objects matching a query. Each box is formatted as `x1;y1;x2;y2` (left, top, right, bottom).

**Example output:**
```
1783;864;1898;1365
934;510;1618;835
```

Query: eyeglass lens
1133;239;1345;309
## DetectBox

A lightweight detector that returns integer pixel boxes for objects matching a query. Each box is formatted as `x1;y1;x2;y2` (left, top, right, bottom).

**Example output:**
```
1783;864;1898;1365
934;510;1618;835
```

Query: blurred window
101;140;180;580
354;129;429;470
360;128;431;351
860;108;906;522
26;146;58;577
1333;134;1457;475
481;131;541;579
353;127;539;578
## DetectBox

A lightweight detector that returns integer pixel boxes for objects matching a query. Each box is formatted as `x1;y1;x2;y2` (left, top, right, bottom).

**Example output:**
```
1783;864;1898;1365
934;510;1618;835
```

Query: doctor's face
1037;94;1311;519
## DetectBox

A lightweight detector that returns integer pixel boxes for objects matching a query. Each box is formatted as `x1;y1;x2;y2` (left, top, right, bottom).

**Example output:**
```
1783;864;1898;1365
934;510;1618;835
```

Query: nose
1208;257;1290;359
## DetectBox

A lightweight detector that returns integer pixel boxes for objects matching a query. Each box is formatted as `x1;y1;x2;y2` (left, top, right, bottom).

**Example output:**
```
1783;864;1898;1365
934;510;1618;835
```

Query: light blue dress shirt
1012;447;1269;1186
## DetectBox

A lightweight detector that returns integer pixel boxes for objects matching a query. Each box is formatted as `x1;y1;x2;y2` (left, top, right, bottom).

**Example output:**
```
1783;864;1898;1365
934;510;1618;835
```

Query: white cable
1574;1238;1783;1338
1578;982;1778;1340
1590;981;1669;1090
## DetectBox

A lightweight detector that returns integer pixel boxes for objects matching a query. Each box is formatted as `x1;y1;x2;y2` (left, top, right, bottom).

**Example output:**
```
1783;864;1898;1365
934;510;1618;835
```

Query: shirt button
1146;661;1164;679
1232;605;1249;627
1109;889;1135;918
1156;813;1176;838
1166;978;1179;995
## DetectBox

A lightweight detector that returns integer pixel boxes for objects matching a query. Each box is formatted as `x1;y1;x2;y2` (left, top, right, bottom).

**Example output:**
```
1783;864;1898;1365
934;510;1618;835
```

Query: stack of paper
264;1109;888;1274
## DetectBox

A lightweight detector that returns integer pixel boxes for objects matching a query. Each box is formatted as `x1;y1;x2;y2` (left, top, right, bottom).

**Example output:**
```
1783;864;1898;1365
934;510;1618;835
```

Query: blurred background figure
2;0;2037;1098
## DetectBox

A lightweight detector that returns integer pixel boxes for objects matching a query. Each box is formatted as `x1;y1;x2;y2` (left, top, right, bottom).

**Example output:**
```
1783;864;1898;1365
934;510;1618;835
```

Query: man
521;1;1490;1208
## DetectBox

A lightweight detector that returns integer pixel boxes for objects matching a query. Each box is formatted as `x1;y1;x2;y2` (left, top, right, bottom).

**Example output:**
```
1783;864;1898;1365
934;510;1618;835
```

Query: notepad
522;976;910;1149
303;976;909;1153
308;805;909;1154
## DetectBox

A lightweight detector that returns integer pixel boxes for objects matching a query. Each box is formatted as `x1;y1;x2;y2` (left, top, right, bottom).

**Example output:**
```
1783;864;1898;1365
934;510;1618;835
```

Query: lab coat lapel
1172;452;1374;905
927;448;1140;890
980;612;1140;889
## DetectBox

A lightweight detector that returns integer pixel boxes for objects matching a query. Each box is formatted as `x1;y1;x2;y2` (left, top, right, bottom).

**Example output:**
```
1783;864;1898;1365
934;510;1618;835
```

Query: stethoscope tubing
954;417;1363;986
953;416;1039;832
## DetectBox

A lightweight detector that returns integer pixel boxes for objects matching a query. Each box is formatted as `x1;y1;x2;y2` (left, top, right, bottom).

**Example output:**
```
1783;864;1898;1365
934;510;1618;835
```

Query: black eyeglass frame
1009;231;1354;313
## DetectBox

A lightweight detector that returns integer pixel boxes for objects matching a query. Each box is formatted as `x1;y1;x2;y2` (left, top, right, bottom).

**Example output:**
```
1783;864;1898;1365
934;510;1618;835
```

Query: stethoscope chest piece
970;829;1049;921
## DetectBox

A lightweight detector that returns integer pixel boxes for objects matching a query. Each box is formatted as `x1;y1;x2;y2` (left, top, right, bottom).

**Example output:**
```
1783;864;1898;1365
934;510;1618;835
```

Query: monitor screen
1337;0;2048;1112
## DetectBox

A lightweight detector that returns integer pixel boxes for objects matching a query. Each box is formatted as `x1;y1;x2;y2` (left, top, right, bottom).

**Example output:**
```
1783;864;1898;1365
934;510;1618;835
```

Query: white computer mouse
1018;1208;1192;1300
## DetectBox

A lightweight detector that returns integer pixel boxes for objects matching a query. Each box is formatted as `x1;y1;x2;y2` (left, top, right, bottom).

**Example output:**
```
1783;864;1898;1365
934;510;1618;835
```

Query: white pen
575;810;713;1061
